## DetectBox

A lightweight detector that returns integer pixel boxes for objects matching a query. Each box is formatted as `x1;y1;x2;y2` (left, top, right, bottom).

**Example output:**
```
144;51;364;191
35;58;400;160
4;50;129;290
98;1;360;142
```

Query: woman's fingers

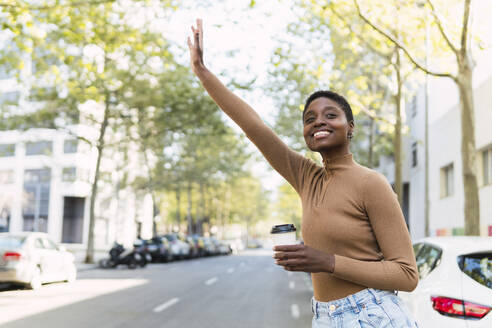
276;258;303;267
189;19;203;49
273;244;303;252
273;251;303;260
197;18;203;49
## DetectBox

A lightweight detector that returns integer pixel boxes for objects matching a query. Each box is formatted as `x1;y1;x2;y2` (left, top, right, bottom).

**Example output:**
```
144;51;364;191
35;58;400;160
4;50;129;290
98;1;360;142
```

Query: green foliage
274;182;302;236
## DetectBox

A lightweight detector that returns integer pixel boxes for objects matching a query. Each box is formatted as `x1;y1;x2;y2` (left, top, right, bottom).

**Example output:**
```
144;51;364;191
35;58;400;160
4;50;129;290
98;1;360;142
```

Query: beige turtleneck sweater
254;138;418;301
194;67;418;302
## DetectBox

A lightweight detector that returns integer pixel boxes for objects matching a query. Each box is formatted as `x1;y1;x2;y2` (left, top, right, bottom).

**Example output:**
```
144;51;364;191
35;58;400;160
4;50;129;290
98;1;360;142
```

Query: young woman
187;19;419;328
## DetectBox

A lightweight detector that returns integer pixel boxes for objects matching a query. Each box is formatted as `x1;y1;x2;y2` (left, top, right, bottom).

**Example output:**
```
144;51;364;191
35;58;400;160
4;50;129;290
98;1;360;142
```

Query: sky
155;0;298;192
140;0;492;191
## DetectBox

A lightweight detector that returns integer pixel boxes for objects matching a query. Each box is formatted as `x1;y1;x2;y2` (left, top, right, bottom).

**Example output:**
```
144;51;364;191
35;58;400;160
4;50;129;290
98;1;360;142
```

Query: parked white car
399;237;492;328
163;234;190;259
0;232;77;289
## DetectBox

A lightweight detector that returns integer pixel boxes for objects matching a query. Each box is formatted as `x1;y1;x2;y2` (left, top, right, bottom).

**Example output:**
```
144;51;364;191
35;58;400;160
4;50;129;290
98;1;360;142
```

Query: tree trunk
175;185;181;232
151;193;159;237
141;147;158;237
368;117;374;168
458;64;480;235
197;182;205;235
137;110;158;238
393;49;404;206
186;181;193;234
84;95;110;264
425;73;430;237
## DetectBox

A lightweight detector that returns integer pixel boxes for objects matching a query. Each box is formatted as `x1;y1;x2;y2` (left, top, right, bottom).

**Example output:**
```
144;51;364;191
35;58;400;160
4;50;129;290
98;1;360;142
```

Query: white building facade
0;75;154;261
377;2;492;240
0;127;155;259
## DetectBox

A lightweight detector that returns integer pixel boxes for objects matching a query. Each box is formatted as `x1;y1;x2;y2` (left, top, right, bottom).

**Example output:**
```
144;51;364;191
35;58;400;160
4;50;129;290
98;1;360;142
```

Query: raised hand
187;18;205;75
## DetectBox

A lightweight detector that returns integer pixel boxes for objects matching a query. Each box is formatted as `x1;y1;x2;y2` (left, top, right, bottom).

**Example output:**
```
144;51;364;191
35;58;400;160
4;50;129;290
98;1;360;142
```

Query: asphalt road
0;249;313;328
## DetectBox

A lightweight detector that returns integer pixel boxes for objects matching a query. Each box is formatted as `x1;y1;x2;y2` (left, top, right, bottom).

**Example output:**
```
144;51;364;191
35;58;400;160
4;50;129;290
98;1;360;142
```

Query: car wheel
99;259;111;268
65;265;77;283
128;260;137;269
28;267;42;290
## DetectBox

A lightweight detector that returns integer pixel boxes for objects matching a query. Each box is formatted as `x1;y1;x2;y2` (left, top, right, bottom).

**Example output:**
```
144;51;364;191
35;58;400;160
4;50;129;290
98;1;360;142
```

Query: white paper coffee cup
270;224;297;246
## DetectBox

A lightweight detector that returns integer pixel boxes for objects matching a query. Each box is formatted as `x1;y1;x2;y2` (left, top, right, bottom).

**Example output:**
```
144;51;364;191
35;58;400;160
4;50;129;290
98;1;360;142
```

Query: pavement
75;261;99;272
1;248;314;328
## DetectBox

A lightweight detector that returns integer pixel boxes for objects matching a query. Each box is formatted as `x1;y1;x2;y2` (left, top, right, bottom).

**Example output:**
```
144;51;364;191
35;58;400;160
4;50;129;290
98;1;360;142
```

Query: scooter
133;239;152;268
99;242;141;269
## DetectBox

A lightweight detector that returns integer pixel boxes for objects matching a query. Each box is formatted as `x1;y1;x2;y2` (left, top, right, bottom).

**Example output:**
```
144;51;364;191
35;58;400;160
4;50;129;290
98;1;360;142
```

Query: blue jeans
311;288;419;328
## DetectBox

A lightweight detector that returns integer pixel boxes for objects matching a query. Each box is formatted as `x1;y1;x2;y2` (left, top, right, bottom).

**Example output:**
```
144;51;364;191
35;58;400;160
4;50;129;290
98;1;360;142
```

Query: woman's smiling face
303;97;354;155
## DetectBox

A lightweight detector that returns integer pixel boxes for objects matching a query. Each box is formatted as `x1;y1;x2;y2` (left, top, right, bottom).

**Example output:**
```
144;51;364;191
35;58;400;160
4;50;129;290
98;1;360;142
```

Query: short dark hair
303;90;354;122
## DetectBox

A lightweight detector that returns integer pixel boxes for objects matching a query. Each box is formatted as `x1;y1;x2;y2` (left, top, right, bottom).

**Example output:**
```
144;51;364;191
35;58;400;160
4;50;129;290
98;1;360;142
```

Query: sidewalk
72;251;107;272
75;261;99;272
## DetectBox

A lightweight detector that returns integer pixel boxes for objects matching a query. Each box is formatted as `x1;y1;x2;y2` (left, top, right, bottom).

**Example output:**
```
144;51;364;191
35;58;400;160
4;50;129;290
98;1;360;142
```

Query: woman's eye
305;118;314;124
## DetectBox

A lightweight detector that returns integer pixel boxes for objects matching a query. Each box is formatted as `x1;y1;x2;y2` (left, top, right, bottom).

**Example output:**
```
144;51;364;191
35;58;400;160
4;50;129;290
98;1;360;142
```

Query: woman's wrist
325;254;335;273
193;64;209;79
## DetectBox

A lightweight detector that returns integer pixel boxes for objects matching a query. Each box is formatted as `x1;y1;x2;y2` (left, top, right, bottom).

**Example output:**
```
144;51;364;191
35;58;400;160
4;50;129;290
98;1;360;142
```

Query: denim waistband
311;288;397;317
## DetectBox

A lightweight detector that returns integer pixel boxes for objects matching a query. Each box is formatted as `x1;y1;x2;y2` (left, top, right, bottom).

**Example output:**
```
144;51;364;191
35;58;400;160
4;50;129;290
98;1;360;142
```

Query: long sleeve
196;68;314;193
331;171;419;292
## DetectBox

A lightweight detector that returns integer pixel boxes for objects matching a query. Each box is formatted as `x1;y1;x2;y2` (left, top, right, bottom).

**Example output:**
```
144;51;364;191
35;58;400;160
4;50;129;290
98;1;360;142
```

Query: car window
42;238;58;250
0;235;25;248
164;235;176;242
459;252;492;289
35;238;45;249
416;244;442;279
413;243;424;258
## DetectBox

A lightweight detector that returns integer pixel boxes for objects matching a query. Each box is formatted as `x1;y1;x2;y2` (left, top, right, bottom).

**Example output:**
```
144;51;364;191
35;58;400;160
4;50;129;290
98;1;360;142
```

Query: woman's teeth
314;131;330;138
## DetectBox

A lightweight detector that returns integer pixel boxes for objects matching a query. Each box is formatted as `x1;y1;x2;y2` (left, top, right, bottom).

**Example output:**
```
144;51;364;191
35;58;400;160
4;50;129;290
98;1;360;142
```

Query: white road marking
291;304;300;319
153;298;179;313
205;277;218;285
289;281;295;290
227;268;235;274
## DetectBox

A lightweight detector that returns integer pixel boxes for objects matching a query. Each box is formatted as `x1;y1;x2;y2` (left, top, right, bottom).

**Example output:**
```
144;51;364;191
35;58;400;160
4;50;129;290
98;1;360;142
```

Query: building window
0;66;14;80
64;139;78;154
25;141;52;156
0;205;10;232
440;163;454;198
23;169;51;232
24;168;51;183
410;96;417;117
412;142;418;168
483;148;492;186
0;91;20;105
0;170;14;184
62;167;76;182
0;144;15;157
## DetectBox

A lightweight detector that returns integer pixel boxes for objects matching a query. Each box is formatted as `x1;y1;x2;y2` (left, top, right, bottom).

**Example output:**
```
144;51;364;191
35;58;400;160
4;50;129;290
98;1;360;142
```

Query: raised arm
187;19;312;192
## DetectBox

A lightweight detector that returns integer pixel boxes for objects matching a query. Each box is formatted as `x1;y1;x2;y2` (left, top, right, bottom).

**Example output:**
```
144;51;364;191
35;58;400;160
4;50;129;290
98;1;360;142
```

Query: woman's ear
349;120;355;136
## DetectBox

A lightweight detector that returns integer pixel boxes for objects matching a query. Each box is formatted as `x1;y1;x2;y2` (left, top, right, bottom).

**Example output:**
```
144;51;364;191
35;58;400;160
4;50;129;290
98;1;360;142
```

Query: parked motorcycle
99;242;141;269
133;239;152;268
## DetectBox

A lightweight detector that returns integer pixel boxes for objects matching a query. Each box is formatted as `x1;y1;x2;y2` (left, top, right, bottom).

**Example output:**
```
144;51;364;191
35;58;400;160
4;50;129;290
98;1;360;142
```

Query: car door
41;237;64;282
399;243;424;314
400;243;447;327
33;237;50;280
459;252;492;327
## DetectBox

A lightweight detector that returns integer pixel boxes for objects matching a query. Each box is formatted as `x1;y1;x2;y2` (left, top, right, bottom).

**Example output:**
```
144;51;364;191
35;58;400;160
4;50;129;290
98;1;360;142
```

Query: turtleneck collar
322;153;355;171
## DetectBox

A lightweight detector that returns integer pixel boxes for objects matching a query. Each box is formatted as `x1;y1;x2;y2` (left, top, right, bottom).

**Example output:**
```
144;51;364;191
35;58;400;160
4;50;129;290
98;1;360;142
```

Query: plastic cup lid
270;224;296;234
